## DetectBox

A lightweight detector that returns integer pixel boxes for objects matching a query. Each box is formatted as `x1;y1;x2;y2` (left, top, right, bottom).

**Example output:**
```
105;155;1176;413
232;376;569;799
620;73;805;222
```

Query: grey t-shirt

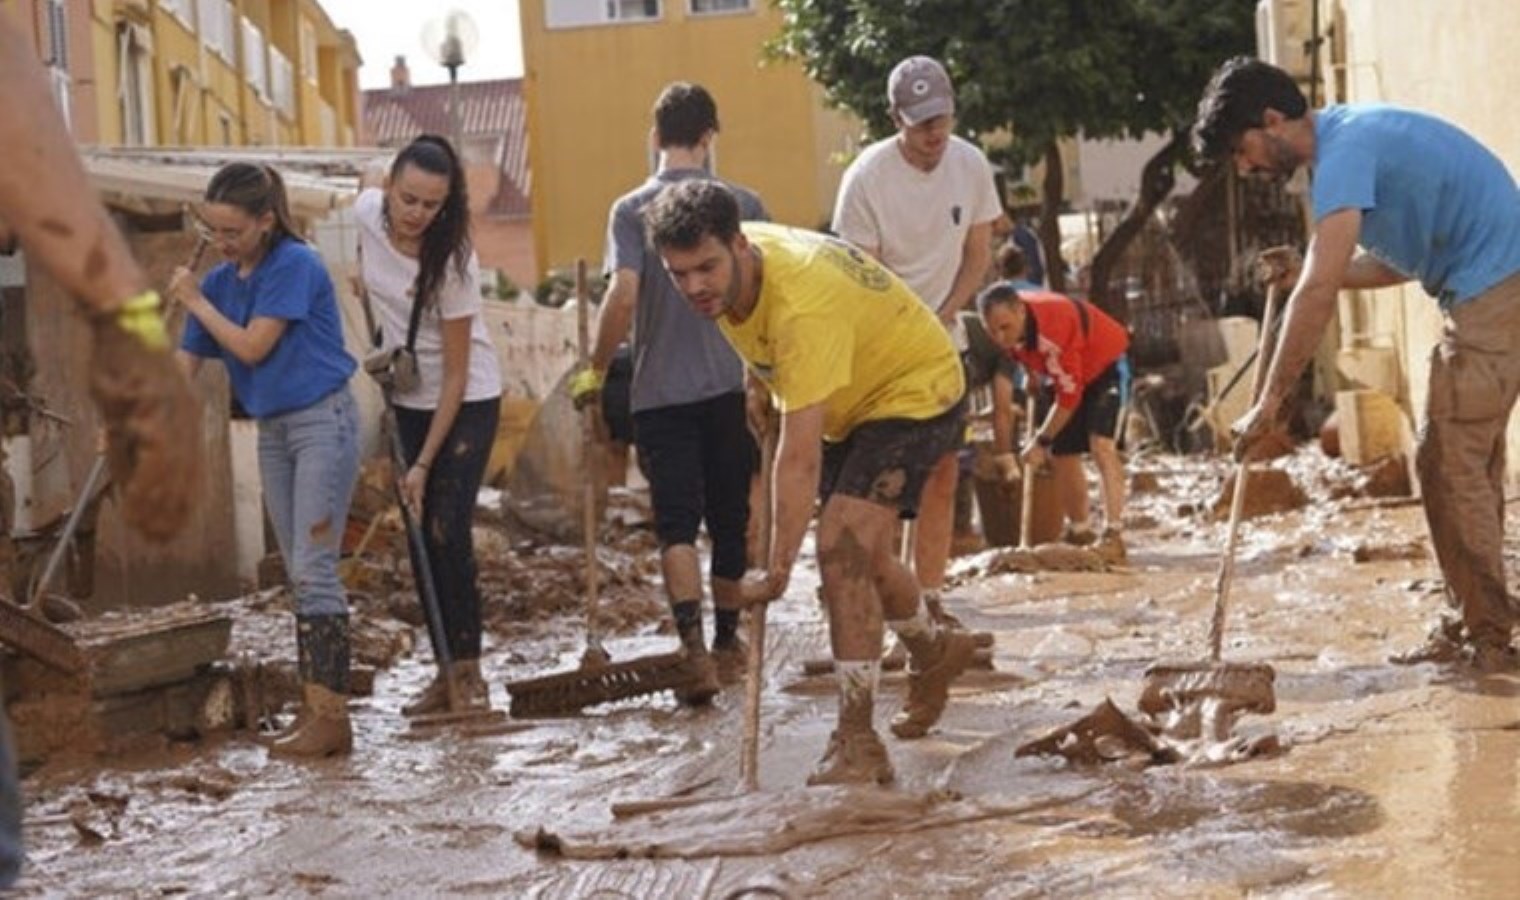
605;168;767;413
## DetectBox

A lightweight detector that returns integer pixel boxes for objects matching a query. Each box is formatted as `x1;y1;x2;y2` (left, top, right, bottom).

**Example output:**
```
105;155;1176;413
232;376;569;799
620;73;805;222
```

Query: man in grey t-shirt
574;83;767;702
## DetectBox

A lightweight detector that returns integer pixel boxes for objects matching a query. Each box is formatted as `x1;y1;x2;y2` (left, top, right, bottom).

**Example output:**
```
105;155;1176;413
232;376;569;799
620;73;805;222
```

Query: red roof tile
363;78;530;218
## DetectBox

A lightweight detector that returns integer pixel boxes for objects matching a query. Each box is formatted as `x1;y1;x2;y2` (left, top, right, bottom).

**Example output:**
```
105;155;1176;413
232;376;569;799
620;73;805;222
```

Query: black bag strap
1067;295;1091;338
355;240;426;355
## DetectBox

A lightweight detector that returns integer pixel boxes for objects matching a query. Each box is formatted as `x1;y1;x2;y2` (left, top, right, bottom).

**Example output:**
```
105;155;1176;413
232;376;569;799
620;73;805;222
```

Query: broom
1139;283;1284;721
505;260;695;717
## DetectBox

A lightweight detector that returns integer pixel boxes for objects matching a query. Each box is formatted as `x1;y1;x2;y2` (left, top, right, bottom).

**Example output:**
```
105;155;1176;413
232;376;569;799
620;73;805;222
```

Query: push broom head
506;650;696;717
1138;661;1277;717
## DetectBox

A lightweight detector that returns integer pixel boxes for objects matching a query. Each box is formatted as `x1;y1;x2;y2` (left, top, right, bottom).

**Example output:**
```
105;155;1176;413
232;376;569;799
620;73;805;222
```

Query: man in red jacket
977;281;1130;559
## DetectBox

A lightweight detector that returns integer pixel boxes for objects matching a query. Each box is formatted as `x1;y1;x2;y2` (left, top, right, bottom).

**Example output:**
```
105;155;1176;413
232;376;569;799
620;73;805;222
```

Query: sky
317;0;524;89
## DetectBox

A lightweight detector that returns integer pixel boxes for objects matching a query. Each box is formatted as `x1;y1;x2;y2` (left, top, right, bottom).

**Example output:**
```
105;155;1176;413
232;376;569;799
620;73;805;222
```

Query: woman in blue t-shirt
169;163;360;758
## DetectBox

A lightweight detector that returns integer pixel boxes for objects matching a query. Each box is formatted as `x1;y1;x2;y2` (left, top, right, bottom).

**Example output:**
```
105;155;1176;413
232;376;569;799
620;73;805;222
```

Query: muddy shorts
819;397;968;515
1037;361;1122;457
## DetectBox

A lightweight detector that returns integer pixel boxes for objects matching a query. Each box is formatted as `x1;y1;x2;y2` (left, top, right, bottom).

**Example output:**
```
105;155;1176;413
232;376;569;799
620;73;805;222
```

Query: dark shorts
1038;361;1122;457
633;391;757;581
601;347;635;444
820;397;967;515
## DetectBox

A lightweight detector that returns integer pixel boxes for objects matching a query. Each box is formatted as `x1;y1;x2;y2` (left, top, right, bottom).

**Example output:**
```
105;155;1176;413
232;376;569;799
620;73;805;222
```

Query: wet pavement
14;453;1520;897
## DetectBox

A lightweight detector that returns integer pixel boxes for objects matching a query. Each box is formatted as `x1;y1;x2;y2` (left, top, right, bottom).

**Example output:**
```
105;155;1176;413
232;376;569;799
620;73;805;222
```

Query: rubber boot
890;628;979;740
270;615;352;758
270;683;352;758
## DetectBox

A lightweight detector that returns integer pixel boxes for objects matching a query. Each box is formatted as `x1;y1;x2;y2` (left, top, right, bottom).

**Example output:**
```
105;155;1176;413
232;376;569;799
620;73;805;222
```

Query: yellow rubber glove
569;367;604;409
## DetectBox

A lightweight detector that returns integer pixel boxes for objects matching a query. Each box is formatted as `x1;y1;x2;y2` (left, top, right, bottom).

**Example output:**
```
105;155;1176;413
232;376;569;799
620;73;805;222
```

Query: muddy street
15;454;1520;897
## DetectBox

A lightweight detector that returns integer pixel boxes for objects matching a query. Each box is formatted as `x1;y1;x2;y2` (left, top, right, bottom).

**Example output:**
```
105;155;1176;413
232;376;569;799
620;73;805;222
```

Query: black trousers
395;397;500;661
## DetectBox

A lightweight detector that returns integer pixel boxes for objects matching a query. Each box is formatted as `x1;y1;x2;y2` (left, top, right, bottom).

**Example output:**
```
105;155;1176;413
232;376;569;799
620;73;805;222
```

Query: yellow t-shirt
718;223;965;442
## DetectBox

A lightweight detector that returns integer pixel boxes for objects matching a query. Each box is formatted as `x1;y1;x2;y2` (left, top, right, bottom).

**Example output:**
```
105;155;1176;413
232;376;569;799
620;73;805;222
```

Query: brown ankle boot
890;629;978;740
270;684;352;758
449;659;493;710
402;671;450;717
807;723;894;786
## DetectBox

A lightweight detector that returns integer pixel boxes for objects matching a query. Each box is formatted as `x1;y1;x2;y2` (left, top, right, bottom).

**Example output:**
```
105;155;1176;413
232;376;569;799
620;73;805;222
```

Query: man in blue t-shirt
1194;56;1520;673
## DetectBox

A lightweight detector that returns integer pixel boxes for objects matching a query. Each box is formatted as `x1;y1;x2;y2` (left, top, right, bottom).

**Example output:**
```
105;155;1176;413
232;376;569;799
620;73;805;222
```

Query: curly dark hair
1192;56;1308;162
654;82;719;149
644;180;741;251
386;134;472;309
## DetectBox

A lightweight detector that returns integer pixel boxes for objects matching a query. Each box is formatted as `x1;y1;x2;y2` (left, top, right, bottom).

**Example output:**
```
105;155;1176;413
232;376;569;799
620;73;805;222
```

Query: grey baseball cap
888;56;955;125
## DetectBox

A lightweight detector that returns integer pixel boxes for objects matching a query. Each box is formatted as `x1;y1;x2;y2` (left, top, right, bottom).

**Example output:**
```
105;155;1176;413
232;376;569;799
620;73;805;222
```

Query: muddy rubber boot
890;629;979;740
712;637;748;686
807;724;895;786
402;671;451;717
1096;527;1127;566
271;614;352;758
449;658;493;710
269;683;352;758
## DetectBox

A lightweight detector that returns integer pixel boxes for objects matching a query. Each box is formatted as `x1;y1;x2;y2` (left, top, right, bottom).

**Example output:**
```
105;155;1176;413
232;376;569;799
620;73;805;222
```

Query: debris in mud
1212;467;1307;521
1351;540;1427;563
953;543;1110;579
517;785;1049;860
1017;697;1284;769
1129;471;1162;494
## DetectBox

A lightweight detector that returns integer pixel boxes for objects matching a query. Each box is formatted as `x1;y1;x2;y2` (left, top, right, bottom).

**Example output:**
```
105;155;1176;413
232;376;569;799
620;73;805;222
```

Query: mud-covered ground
13;451;1520;897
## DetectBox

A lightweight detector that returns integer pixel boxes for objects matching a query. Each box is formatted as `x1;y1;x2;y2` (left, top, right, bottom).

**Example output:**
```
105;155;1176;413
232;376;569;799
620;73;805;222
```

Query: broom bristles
1139;661;1276;715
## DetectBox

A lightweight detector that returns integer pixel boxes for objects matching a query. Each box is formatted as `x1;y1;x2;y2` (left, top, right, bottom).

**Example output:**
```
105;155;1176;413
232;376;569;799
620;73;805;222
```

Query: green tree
769;0;1255;320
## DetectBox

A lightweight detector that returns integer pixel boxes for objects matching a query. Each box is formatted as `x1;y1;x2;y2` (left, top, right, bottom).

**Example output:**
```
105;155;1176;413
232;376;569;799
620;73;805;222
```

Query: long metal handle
388;406;452;671
1209;283;1282;660
29;453;108;607
575;260;603;656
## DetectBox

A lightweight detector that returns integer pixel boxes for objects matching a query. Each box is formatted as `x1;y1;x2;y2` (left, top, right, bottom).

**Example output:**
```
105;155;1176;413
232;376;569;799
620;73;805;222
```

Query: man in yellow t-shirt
643;180;979;786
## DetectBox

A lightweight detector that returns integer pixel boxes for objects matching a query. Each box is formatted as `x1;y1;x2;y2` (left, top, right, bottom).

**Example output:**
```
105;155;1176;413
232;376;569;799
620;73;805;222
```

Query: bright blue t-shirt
182;237;357;418
1312;104;1520;308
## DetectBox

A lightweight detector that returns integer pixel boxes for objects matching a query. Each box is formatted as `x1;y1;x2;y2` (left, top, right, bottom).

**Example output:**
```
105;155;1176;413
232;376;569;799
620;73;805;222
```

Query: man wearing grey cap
831;55;1002;689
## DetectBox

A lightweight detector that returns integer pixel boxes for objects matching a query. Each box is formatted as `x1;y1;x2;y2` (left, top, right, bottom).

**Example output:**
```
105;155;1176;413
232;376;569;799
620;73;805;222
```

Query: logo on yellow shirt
818;237;893;292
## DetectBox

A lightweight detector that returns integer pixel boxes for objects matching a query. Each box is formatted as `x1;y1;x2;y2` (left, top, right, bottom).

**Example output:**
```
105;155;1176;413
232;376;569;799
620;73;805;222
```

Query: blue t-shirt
182;237;357;417
1312;104;1520;307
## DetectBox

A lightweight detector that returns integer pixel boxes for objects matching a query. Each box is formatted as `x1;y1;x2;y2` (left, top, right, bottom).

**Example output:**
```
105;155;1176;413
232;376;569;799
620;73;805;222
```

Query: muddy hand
1020;441;1050;473
1255;246;1303;292
740;569;787;608
88;316;203;541
992;451;1022;484
1231;399;1278;462
400;465;426;519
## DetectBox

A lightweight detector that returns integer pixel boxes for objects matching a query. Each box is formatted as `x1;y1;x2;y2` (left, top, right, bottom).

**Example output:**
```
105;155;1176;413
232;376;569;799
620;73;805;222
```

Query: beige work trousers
1416;271;1520;647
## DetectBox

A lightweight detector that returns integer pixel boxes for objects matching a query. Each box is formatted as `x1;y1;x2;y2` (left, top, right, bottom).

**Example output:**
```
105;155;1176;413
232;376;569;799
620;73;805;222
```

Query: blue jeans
258;387;360;618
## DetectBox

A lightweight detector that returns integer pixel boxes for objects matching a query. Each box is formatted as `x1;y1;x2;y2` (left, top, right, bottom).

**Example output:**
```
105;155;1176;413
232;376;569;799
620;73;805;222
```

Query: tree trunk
1038;140;1067;293
1088;131;1186;323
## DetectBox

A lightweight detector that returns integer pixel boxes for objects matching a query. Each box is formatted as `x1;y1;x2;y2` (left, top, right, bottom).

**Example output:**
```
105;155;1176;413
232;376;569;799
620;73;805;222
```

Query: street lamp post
422;11;478;154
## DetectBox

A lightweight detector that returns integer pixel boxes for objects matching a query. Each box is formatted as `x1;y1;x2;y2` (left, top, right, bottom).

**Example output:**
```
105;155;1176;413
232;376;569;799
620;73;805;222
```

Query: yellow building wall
1327;0;1520;478
520;1;857;276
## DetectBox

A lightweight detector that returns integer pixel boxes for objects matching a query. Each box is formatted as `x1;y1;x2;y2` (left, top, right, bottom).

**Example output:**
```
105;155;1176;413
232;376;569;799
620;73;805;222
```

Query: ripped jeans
258;386;361;618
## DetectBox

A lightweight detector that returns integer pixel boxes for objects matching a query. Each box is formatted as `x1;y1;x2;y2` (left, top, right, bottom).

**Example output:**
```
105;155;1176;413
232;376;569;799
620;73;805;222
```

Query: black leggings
395;398;500;661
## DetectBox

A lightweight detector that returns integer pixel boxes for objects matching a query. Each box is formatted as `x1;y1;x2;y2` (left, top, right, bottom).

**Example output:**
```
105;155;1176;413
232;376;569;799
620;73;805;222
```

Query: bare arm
990;371;1016;452
166;266;287;366
589;269;638;374
174;349;204;378
1258;209;1361;412
938;220;994;323
0;22;147;310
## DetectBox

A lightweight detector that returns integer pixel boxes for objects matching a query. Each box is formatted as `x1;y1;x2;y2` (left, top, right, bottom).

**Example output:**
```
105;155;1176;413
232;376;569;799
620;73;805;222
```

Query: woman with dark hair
356;135;502;715
168;162;360;758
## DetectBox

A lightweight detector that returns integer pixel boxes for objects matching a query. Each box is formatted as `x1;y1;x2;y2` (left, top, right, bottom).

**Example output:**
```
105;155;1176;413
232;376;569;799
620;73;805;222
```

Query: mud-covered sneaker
890;629;980;739
1061;522;1098;547
1096;527;1127;566
676;647;720;706
712;638;748;686
806;727;895;786
1390;616;1467;666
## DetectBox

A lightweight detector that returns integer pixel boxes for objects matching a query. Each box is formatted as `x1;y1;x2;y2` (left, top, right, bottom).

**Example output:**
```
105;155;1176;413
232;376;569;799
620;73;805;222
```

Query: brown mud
12;448;1520;897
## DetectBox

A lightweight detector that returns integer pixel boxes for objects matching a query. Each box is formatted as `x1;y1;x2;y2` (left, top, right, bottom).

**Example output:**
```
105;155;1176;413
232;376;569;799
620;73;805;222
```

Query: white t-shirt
832;134;1003;310
355;188;502;409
